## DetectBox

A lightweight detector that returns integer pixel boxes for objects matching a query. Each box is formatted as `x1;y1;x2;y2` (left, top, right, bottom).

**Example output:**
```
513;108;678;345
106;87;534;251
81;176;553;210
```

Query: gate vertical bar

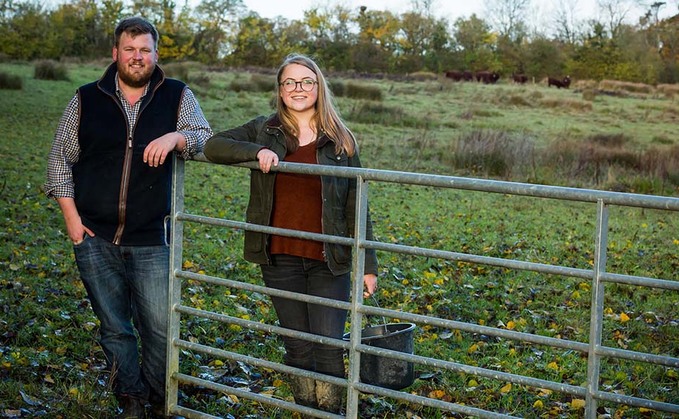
346;174;370;419
585;199;609;418
165;155;185;416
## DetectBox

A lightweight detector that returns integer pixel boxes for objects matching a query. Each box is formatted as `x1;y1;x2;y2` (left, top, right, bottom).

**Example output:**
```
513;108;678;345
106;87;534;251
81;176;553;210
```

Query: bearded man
45;16;212;418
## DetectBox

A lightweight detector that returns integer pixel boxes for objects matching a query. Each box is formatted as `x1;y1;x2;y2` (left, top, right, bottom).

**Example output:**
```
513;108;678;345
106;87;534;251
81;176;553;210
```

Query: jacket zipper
111;85;158;244
112;132;134;245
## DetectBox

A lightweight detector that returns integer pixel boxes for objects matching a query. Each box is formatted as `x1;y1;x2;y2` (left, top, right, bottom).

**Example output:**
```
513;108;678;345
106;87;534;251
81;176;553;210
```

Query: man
45;16;212;418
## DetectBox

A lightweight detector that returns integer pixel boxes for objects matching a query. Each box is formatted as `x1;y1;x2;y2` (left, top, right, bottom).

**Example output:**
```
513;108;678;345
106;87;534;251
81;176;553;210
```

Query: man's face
113;32;157;88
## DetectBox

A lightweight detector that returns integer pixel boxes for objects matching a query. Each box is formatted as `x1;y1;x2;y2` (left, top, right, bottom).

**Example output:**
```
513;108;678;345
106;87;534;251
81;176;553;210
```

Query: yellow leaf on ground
428;389;446;399
506;320;516;330
547;361;559;370
570;399;586;409
533;400;544;409
619;312;630;322
467;343;479;354
500;383;512;394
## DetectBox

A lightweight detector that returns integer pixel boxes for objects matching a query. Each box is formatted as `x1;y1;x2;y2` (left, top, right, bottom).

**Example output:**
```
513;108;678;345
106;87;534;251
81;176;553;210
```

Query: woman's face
279;63;318;115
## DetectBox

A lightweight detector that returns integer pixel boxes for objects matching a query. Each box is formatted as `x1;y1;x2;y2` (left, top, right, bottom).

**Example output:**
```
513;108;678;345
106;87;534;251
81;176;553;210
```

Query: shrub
408;71;438;81
346;101;429;128
329;80;346;97
33;60;69;81
599;79;654;95
446;130;536;179
0;71;22;90
189;73;211;89
346;82;383;101
539;98;592;112
229;73;274;93
163;62;190;82
656;83;679;99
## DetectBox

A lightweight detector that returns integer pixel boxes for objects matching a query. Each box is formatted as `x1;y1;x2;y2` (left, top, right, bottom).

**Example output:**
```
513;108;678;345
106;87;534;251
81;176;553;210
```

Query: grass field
0;61;677;418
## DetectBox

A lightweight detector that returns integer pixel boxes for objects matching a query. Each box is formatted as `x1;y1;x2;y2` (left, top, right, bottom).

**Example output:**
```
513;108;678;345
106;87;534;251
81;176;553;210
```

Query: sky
240;0;678;27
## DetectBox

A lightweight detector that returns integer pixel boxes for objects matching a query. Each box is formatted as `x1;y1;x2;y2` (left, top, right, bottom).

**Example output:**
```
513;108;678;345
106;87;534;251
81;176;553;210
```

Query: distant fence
165;155;679;419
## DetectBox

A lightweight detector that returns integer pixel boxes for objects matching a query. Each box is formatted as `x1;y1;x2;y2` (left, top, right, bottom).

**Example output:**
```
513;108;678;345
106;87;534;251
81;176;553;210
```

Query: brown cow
445;70;474;82
445;70;464;81
547;76;571;89
512;73;528;84
475;71;500;84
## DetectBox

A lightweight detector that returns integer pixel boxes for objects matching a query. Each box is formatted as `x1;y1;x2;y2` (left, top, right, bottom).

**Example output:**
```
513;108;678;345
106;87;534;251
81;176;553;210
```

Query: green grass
0;61;677;418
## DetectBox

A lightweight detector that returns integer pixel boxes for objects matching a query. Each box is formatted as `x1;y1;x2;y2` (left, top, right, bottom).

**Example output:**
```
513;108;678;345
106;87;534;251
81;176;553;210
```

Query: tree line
1;0;678;84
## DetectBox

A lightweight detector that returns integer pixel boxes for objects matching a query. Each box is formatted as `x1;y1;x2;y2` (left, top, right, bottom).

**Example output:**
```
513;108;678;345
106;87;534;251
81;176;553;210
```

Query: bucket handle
368;295;389;335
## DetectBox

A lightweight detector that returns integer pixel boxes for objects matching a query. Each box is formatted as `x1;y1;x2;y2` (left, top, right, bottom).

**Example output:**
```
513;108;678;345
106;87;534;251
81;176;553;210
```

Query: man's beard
117;61;154;88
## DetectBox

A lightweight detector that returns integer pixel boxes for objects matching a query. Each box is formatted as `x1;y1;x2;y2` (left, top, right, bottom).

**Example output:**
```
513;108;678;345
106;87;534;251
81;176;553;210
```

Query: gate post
165;155;185;416
346;175;370;418
586;199;609;418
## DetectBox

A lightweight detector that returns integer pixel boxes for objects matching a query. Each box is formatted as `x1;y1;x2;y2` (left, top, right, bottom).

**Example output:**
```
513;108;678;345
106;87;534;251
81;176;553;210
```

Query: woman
204;53;378;414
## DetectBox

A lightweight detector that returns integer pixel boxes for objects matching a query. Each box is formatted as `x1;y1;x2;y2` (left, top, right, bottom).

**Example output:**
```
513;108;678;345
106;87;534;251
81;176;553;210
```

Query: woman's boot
315;381;344;414
288;374;317;417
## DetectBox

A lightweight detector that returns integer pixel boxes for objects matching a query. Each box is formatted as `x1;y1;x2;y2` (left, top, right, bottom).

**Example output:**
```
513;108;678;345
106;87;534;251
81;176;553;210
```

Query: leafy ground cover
0;62;677;418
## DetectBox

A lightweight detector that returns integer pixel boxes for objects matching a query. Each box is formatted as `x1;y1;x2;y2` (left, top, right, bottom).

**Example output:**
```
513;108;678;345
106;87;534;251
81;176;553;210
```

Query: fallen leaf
570;399;586;409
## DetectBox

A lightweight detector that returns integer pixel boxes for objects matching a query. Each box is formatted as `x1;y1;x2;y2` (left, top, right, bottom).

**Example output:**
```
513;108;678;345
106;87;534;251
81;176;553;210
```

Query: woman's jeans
74;234;169;404
261;254;351;378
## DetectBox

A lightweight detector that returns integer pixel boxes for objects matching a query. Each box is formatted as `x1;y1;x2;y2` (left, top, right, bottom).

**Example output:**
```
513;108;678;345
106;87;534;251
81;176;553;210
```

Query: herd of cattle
444;70;572;89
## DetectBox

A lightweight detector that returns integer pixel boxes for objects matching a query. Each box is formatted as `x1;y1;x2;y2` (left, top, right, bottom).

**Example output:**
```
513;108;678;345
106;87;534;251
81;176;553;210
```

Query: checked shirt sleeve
45;95;80;199
176;87;212;160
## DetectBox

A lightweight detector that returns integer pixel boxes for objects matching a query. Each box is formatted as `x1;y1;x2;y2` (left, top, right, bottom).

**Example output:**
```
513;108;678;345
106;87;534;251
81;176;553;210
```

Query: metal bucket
344;322;416;390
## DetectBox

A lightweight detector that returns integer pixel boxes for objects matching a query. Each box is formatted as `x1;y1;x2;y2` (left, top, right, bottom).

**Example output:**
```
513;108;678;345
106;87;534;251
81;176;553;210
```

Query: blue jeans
74;234;169;404
261;254;351;378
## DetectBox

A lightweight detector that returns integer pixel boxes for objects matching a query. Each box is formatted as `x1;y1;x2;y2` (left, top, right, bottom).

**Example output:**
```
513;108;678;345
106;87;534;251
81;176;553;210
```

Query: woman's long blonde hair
276;53;356;156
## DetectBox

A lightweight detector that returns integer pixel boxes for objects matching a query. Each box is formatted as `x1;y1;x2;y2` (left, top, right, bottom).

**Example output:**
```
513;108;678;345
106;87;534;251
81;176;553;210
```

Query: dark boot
288;374;317;418
315;381;344;414
116;394;146;419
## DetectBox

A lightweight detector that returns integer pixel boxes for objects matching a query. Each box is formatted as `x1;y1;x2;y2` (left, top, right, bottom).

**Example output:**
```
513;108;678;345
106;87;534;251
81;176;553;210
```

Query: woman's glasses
279;78;318;92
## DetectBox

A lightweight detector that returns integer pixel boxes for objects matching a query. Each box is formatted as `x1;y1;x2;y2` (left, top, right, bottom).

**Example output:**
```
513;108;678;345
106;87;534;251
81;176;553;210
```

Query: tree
0;1;48;59
596;0;635;39
156;0;195;61
553;0;583;44
47;0;103;59
192;0;244;62
353;7;400;73
484;0;531;42
452;14;498;71
302;5;354;71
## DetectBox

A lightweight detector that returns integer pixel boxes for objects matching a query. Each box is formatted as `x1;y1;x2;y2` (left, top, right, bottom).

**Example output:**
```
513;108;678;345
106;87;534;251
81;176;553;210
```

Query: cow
548;76;571;89
512;73;528;84
445;70;464;81
445;70;474;82
475;71;500;84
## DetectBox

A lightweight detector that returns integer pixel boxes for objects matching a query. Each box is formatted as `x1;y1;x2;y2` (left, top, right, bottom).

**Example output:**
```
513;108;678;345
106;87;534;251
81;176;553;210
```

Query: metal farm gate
164;156;679;418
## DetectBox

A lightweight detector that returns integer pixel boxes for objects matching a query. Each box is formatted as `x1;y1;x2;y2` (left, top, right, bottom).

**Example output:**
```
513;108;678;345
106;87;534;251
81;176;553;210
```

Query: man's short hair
114;16;159;49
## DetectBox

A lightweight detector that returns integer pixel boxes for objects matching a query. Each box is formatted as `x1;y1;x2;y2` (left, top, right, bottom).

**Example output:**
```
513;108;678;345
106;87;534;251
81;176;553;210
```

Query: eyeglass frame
279;78;318;92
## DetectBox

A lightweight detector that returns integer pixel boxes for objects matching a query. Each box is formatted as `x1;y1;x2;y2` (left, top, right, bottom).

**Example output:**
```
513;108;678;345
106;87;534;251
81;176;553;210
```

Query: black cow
548;76;571;89
475;71;500;84
445;70;464;81
512;73;528;84
445;70;474;82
